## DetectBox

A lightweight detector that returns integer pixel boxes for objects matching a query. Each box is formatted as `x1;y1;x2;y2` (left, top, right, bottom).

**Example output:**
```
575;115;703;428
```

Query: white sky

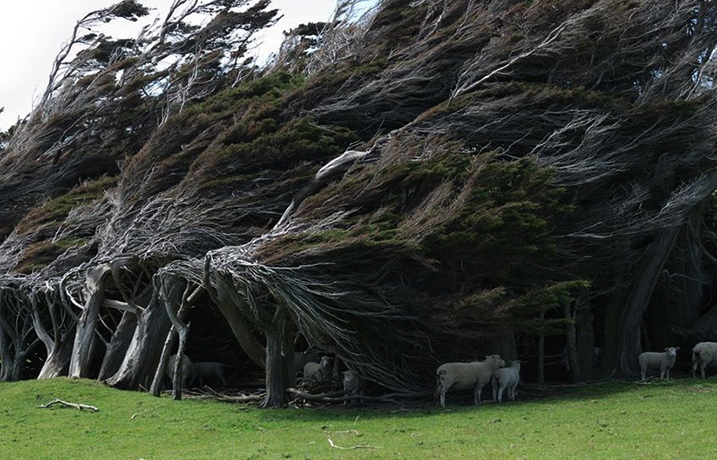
0;0;339;131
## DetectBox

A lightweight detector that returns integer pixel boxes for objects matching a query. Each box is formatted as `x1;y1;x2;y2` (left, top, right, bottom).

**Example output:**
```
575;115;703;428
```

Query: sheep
342;370;366;405
189;362;226;388
692;342;717;378
435;354;505;407
491;360;521;403
638;347;679;380
166;353;192;386
303;356;332;383
294;352;320;376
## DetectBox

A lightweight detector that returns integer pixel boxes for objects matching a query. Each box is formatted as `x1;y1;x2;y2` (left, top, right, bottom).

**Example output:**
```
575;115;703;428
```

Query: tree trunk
598;286;626;378
262;307;289;408
575;298;595;380
565;303;581;382
675;216;703;327
616;226;681;375
537;310;545;384
172;324;190;401
38;330;75;379
69;264;111;379
105;289;172;390
10;350;26;381
282;320;297;389
150;323;179;396
98;311;138;381
0;321;11;381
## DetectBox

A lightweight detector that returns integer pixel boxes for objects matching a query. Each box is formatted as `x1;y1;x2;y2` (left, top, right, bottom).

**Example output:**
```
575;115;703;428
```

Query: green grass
2;378;717;459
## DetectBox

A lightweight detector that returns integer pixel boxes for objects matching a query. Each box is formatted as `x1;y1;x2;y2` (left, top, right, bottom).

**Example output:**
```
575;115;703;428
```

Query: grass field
2;378;717;459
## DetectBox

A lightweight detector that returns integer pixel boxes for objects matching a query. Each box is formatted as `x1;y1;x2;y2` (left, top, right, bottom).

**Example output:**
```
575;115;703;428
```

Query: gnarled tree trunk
69;264;112;379
105;284;172;390
98;311;138;381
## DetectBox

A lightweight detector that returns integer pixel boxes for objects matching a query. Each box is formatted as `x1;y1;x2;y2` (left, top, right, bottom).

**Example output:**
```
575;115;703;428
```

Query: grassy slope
2;378;717;459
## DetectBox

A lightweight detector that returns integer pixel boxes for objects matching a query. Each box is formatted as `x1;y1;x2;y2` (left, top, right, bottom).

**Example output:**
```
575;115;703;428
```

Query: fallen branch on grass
183;387;265;403
288;387;430;404
38;398;99;412
327;438;380;450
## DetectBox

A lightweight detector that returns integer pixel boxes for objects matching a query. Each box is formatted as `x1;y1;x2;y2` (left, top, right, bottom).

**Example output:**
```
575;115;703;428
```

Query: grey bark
98;311;138;381
105;284;172;390
68;264;112;379
172;325;190;400
151;275;199;398
262;305;290;408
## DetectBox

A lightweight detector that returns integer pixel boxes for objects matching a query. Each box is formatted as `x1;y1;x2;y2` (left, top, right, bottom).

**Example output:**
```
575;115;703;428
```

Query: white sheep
294;352;320;376
692;342;717;378
342;370;366;405
435;354;505;407
491;360;521;403
303;356;332;383
638;347;679;380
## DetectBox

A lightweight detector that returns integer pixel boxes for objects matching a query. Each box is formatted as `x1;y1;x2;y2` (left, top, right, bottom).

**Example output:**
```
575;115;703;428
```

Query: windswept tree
1;0;717;406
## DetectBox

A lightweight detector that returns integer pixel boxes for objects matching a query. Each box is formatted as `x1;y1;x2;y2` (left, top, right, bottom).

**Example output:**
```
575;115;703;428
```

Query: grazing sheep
638;347;679;380
692;342;717;378
491;360;521;403
166;353;192;386
189;362;226;388
294;352;320;376
342;370;366;405
303;356;332;383
435;354;505;407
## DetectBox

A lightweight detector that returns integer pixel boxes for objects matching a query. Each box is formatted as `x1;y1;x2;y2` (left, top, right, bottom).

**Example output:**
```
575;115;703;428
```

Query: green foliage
187;71;305;117
16;176;116;236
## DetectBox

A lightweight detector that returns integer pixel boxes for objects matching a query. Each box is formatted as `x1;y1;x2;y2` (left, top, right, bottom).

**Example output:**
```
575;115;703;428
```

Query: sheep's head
665;347;679;358
343;370;360;386
320;356;332;368
510;360;523;369
485;354;505;369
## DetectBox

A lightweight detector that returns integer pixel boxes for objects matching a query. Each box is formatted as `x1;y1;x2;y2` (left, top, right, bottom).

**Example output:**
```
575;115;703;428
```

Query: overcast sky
0;0;340;130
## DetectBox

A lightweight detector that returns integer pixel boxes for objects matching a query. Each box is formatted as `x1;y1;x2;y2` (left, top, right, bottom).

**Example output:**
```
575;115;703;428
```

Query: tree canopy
1;0;717;406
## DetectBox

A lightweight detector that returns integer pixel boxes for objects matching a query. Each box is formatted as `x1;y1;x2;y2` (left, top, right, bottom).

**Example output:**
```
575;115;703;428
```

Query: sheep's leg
693;360;698;378
640;368;646;381
510;383;517;401
497;386;504;403
437;376;452;407
492;379;497;401
665;367;670;380
660;365;666;380
701;363;706;379
474;384;484;405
